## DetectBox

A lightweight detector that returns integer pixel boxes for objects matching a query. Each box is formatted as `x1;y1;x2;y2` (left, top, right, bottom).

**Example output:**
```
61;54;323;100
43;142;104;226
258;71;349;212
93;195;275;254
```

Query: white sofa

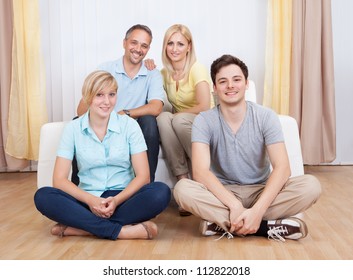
37;81;304;188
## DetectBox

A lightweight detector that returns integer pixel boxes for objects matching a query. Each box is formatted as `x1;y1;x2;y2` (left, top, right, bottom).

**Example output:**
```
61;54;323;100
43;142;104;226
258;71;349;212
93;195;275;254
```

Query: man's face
213;64;248;106
123;29;151;65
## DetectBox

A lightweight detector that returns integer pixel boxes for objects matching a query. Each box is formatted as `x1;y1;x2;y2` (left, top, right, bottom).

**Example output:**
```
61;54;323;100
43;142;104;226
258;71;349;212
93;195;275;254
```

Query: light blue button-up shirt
57;111;147;197
98;57;165;112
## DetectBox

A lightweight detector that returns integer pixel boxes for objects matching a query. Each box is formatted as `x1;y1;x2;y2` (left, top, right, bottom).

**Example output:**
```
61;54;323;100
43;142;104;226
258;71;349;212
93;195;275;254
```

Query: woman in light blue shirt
34;70;171;240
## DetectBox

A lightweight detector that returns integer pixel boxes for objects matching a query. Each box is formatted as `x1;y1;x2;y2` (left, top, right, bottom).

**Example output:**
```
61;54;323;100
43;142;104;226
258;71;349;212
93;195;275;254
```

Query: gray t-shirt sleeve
192;112;212;144
260;107;284;145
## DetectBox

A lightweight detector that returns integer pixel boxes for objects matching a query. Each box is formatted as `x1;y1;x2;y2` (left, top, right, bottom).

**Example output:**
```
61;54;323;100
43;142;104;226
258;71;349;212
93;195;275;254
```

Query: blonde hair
161;24;196;82
82;70;117;105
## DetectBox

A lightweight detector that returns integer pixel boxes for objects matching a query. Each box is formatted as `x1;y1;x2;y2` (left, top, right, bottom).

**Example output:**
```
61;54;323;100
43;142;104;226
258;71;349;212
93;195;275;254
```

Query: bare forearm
193;170;242;211
252;142;292;216
251;167;290;216
120;102;163;118
113;177;149;206
53;177;94;205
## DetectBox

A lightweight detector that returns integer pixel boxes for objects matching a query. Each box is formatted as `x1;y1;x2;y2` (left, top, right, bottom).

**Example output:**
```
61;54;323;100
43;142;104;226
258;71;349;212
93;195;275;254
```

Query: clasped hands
229;207;263;237
89;196;117;219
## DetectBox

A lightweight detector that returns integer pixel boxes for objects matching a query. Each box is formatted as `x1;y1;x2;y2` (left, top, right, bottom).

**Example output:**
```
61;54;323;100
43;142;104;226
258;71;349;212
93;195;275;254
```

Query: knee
305;174;322;202
153;182;171;205
139;115;158;136
172;114;193;134
34;186;52;211
139;115;157;130
157;112;172;130
172;113;190;127
173;178;190;203
157;112;171;123
295;174;322;206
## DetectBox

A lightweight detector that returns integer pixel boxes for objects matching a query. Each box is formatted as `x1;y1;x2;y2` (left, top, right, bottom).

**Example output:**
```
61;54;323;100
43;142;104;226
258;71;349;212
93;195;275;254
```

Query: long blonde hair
161;24;196;82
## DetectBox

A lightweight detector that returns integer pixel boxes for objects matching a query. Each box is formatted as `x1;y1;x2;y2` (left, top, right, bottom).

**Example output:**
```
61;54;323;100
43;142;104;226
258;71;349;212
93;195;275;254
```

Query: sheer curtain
265;0;336;164
263;0;292;114
290;0;336;164
0;0;28;171
5;0;48;161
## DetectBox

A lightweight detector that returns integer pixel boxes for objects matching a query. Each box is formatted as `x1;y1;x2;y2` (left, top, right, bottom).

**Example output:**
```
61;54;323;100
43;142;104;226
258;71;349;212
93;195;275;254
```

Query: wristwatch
123;109;130;117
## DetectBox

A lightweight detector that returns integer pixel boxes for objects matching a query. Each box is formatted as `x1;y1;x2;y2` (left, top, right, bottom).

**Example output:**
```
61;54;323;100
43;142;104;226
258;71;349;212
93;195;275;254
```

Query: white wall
331;0;353;164
38;0;353;164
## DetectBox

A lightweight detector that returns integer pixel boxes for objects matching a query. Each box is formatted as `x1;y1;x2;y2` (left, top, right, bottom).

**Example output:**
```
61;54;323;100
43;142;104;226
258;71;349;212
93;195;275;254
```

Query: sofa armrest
37;121;69;188
278;115;304;177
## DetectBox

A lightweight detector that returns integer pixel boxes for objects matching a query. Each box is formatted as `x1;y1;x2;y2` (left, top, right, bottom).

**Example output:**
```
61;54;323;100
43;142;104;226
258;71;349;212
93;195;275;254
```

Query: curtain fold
263;0;292;114
5;0;48;161
0;0;29;171
290;0;336;164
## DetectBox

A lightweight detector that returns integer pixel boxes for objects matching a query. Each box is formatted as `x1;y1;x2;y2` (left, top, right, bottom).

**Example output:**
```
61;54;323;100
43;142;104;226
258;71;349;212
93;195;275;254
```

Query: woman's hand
88;196;116;218
144;59;156;70
96;196;118;218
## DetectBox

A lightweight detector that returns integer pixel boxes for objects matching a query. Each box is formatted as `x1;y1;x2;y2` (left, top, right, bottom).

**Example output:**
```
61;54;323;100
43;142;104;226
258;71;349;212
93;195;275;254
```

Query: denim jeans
137;115;160;182
34;182;171;240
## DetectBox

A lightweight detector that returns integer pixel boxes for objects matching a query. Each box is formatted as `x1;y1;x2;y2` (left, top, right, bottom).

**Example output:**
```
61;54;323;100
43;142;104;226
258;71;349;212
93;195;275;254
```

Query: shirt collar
81;111;121;134
81;112;90;132
116;56;148;77
107;111;121;133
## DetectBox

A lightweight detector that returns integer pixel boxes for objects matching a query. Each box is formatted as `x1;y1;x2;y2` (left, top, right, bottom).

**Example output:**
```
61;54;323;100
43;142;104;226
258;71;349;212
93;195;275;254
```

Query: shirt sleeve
189;62;211;87
57;122;75;160
262;109;284;145
126;118;148;155
146;69;166;103
192;113;212;145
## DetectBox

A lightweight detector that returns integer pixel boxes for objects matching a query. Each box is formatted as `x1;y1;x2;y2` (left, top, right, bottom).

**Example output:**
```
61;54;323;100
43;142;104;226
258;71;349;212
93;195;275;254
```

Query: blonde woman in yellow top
157;24;214;216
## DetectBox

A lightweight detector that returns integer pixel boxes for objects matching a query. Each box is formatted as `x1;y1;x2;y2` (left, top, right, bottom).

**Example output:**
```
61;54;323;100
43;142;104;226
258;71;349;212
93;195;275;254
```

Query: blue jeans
137;115;160;182
34;182;171;240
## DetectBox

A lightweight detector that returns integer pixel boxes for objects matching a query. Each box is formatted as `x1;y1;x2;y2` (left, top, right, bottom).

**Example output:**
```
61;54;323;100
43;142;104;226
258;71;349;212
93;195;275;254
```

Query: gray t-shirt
192;102;284;185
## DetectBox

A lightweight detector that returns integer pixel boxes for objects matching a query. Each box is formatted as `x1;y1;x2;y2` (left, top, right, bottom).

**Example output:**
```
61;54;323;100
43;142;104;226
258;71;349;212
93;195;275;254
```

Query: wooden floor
0;165;353;260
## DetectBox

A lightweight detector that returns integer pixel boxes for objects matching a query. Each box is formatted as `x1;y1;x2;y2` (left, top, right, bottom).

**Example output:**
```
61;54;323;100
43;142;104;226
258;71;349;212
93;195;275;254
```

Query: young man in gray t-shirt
174;54;321;242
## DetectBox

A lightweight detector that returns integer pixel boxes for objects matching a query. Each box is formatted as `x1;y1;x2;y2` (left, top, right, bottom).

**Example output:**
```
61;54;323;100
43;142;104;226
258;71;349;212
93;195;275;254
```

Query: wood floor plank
0;166;352;260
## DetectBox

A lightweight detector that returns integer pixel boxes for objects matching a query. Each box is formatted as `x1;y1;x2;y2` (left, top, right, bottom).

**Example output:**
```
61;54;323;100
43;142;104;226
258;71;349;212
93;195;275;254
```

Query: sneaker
178;206;192;217
267;217;308;242
199;220;225;236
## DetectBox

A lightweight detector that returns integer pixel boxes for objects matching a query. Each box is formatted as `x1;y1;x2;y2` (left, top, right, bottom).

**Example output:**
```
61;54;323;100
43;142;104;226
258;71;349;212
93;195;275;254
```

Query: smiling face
82;71;117;119
166;32;190;64
213;64;249;106
89;85;117;119
123;29;151;65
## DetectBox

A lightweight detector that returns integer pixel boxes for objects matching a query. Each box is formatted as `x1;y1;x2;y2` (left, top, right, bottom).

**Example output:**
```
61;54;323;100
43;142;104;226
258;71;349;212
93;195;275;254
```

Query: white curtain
35;0;353;165
38;0;268;121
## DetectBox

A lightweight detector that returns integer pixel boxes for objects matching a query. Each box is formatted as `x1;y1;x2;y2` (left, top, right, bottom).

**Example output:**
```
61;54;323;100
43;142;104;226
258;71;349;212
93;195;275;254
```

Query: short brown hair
210;54;248;84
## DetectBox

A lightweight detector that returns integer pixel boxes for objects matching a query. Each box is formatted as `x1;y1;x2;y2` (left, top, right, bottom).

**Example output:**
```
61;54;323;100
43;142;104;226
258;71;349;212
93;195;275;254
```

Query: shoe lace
214;231;234;241
213;225;223;232
267;226;288;242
